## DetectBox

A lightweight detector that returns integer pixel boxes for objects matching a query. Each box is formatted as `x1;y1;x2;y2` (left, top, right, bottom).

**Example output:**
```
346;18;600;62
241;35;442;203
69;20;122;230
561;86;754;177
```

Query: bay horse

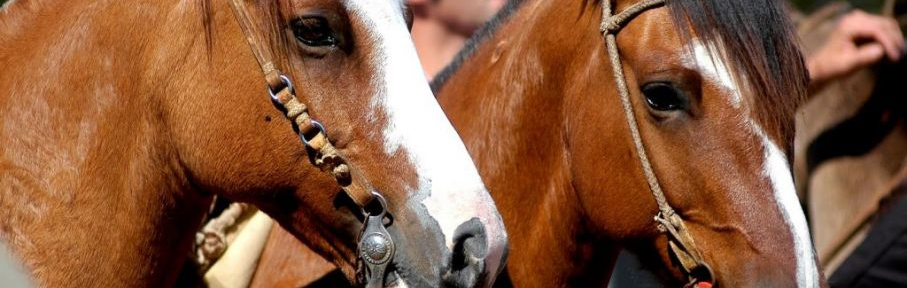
0;0;508;286
254;0;829;286
435;0;823;285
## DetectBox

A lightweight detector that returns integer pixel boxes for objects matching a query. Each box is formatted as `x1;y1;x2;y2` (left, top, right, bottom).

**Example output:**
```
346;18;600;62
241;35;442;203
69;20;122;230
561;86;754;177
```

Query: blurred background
797;0;890;12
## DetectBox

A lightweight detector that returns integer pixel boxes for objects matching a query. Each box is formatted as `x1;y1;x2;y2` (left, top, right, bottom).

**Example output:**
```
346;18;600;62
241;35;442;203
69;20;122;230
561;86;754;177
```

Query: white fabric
205;211;274;288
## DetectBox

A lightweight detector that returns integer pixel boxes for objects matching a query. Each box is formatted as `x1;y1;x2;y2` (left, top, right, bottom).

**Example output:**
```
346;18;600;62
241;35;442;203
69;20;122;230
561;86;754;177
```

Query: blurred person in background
407;0;506;79
806;7;907;288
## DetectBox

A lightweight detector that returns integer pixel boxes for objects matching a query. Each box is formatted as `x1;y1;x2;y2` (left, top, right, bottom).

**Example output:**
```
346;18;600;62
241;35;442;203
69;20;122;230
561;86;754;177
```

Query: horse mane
431;0;808;146
429;0;528;92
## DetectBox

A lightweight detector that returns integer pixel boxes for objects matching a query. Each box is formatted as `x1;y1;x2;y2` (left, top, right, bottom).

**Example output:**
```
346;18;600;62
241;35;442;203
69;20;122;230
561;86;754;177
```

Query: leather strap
227;0;283;89
599;0;713;285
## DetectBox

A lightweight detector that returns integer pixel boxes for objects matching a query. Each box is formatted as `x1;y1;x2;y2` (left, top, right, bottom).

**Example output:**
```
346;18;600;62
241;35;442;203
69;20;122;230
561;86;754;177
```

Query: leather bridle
227;0;395;286
599;0;714;286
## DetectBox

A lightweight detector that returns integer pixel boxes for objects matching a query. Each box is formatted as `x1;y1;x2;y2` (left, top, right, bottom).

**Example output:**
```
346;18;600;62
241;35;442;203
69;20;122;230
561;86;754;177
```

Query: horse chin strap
599;0;714;287
227;0;395;286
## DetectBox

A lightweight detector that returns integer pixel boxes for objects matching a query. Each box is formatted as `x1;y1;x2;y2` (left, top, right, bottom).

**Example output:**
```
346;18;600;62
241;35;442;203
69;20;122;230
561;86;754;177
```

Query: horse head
436;0;823;286
173;0;508;286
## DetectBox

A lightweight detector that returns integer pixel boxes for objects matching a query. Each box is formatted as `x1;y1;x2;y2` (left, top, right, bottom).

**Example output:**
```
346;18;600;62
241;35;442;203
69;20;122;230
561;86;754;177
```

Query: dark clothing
830;191;907;288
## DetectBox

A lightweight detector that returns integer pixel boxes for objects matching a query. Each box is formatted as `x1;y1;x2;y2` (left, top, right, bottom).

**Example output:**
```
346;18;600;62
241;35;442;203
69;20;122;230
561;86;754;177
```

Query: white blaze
756;128;820;288
344;0;507;282
691;40;819;287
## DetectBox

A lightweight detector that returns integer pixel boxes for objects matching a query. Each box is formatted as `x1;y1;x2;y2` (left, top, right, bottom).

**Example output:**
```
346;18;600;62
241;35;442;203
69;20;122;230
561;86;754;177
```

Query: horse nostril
451;231;486;271
444;218;488;288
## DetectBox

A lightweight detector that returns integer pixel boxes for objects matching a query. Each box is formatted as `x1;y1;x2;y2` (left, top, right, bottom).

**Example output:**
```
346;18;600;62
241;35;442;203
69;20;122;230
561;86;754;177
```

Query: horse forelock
259;0;292;71
666;0;808;150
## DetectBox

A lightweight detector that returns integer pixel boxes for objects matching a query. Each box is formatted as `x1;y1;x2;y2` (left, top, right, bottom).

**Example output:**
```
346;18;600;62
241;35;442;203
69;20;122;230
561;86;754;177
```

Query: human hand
807;10;904;86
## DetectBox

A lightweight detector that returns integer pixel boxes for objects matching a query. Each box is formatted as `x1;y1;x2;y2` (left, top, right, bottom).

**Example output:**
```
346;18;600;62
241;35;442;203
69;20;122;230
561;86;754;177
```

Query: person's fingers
853;43;886;66
845;13;903;61
887;19;905;55
880;18;904;60
850;22;901;61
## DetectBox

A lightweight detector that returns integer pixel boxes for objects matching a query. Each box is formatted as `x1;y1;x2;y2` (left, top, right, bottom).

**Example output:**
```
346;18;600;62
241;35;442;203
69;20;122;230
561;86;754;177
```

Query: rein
227;0;394;286
599;0;714;286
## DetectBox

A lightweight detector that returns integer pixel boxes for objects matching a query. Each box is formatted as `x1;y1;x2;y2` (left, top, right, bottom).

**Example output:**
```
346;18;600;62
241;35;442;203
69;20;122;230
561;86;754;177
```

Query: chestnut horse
0;0;508;286
254;0;829;286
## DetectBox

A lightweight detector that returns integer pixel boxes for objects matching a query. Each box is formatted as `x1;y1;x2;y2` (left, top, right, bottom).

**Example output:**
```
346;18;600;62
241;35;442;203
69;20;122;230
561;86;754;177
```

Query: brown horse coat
0;0;508;286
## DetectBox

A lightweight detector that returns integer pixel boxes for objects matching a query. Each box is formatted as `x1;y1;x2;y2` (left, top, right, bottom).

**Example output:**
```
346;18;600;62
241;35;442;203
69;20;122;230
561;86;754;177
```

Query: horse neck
0;0;213;286
436;0;620;285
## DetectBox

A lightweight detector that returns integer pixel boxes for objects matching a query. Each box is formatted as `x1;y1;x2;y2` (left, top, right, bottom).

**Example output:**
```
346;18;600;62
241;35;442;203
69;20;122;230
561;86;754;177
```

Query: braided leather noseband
227;0;394;286
599;0;714;286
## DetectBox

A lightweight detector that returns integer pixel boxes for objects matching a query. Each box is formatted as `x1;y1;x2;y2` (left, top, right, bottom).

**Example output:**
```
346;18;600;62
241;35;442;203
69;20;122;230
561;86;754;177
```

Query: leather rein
227;0;394;286
599;0;714;286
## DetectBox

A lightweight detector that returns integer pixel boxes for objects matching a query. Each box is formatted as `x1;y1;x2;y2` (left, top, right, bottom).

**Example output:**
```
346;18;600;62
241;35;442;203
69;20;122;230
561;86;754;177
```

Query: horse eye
641;82;688;112
292;16;337;47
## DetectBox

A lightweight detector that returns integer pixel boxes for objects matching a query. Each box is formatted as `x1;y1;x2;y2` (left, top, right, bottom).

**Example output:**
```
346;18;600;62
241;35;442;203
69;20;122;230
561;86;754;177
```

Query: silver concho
360;232;394;265
356;192;395;287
